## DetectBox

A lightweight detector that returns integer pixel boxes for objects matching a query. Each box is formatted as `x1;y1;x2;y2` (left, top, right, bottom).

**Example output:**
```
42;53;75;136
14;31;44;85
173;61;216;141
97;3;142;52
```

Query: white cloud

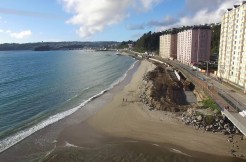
135;0;160;11
127;16;177;30
0;29;32;39
10;30;32;39
158;0;240;31
60;0;161;37
180;0;238;25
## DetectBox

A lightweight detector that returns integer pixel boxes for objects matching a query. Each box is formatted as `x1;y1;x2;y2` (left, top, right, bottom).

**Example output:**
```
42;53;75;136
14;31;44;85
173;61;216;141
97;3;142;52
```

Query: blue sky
0;0;240;43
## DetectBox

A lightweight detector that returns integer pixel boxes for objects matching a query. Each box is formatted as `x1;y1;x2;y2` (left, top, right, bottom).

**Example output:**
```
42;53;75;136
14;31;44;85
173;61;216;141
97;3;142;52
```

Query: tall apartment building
218;2;246;90
159;34;177;59
177;29;211;65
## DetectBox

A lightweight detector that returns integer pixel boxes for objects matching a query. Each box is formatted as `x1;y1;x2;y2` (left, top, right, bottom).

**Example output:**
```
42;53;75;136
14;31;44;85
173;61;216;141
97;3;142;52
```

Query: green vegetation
202;97;220;112
34;45;51;51
131;26;212;53
118;24;221;56
117;40;134;49
211;24;221;54
0;41;119;51
198;62;218;72
134;31;162;53
195;111;203;116
204;115;214;125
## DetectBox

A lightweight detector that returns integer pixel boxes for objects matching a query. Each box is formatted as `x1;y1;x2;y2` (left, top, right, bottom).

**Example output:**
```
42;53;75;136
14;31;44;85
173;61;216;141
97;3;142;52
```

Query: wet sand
0;59;139;162
52;60;246;162
87;60;229;155
3;59;245;162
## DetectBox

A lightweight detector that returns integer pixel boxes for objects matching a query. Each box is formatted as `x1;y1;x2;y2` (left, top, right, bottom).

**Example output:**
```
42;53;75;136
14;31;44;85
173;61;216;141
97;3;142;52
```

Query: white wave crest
0;60;138;153
64;141;81;148
170;148;192;157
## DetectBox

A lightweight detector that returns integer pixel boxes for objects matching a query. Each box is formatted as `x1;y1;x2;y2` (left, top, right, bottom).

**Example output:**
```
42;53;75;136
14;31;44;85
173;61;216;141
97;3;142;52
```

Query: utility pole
236;101;239;112
206;61;209;77
219;64;225;83
196;29;200;76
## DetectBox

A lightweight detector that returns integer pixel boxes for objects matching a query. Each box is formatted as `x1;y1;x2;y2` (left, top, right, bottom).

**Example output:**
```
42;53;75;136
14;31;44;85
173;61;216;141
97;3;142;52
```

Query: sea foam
0;60;138;153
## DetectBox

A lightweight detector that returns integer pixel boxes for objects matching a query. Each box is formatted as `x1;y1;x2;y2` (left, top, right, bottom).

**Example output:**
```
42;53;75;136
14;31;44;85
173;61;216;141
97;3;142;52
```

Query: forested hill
119;23;221;55
0;41;119;51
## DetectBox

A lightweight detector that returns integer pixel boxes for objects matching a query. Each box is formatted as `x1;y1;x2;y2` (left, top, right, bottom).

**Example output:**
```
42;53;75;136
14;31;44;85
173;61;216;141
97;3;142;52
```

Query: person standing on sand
123;98;124;102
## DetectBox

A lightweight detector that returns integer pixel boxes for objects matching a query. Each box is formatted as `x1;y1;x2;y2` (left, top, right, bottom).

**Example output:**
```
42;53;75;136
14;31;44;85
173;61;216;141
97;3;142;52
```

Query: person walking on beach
123;98;124;102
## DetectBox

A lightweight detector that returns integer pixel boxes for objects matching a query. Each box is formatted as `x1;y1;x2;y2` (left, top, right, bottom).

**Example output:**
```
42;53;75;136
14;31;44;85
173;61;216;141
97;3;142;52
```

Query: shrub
202;97;220;112
204;115;214;125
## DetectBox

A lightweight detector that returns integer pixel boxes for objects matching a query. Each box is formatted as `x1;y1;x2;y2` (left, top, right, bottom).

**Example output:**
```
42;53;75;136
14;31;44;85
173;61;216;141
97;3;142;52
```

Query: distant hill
34;45;51;51
0;41;119;51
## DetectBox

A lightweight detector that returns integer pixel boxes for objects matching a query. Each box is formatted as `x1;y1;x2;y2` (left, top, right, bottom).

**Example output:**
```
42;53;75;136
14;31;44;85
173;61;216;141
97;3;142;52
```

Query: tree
118;24;220;56
211;24;221;54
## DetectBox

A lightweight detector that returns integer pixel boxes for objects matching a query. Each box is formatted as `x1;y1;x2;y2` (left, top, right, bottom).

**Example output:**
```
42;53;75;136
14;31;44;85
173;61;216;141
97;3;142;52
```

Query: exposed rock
197;115;202;121
181;110;242;135
240;136;244;140
139;63;243;137
139;65;190;112
230;149;236;153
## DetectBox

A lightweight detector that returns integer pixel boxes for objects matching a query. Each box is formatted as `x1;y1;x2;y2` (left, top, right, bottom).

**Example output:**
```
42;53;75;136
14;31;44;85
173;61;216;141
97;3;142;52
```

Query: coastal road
152;57;246;136
163;58;246;111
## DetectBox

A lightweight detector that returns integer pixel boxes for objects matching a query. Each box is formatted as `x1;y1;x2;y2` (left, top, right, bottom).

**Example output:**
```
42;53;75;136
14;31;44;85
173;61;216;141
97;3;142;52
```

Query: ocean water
0;50;135;152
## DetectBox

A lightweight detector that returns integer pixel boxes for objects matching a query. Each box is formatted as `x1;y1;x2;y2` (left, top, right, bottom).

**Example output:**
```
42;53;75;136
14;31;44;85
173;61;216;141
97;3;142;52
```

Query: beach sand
87;60;230;154
48;60;246;162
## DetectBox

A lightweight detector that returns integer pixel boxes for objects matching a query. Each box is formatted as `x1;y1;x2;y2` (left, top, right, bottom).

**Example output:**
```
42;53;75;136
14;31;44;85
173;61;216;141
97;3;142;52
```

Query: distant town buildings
217;1;246;90
159;34;177;59
177;29;211;65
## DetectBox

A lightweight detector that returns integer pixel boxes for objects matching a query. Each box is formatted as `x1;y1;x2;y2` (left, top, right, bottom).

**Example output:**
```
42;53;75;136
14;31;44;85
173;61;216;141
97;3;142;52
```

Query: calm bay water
0;50;135;152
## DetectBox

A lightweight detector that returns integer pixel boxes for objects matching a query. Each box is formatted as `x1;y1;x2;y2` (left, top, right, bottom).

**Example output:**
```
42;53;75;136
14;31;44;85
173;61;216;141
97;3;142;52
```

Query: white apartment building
218;2;246;90
159;34;177;59
177;29;211;65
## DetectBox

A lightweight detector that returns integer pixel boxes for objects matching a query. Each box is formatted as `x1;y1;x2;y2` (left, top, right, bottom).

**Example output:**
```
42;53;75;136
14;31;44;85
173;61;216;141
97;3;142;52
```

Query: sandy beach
87;60;246;158
47;60;246;162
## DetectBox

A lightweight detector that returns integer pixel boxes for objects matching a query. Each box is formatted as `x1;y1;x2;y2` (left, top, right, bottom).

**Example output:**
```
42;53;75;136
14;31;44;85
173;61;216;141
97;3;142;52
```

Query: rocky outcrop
181;108;241;135
139;64;242;135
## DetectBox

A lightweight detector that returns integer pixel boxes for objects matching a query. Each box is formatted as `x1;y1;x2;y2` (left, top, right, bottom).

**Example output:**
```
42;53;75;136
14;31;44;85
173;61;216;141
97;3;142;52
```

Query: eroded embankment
139;63;242;135
139;63;193;112
139;62;245;158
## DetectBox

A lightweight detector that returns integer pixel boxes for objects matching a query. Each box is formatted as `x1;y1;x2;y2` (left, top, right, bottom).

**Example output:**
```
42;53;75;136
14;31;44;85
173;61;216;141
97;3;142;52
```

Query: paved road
154;57;246;135
164;59;246;111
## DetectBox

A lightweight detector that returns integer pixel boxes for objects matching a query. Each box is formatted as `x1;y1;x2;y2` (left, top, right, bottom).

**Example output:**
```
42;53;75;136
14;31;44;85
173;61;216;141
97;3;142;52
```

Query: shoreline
0;54;138;154
87;61;228;154
49;60;246;161
0;57;140;162
1;59;245;161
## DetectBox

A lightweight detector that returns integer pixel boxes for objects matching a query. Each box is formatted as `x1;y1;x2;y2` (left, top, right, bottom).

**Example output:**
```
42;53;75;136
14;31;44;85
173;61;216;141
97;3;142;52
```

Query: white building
159;34;177;59
218;1;246;91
